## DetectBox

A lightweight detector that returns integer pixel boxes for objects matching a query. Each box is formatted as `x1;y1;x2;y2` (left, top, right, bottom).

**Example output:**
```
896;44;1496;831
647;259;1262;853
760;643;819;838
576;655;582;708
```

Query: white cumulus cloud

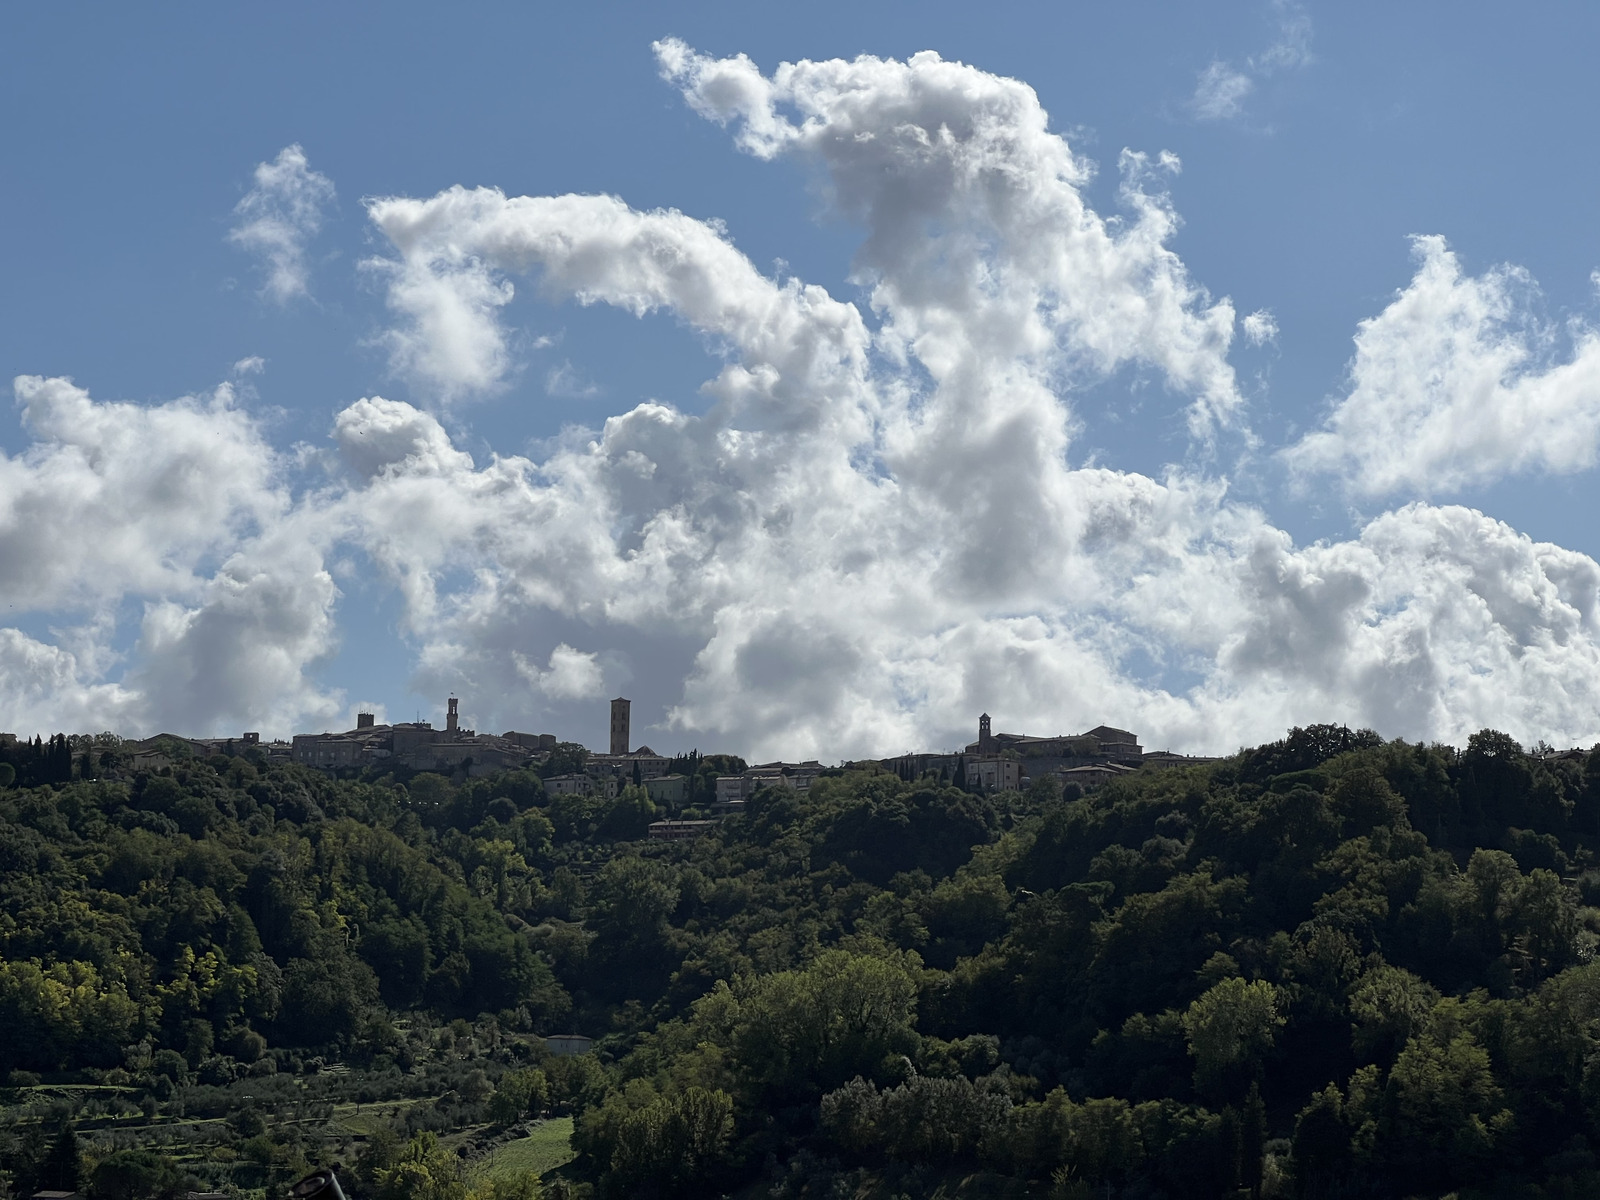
4;376;283;610
1242;309;1278;346
515;644;606;702
1286;236;1600;497
0;376;342;737
228;144;335;303
654;40;1245;437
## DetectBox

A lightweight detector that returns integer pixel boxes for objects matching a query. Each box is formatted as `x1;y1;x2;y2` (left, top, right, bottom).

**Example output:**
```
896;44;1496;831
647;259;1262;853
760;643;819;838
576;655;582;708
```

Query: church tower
610;697;631;756
979;712;993;753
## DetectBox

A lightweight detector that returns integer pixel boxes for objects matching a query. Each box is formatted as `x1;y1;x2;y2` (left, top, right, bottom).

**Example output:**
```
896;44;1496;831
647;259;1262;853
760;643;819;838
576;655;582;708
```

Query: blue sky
4;3;1600;757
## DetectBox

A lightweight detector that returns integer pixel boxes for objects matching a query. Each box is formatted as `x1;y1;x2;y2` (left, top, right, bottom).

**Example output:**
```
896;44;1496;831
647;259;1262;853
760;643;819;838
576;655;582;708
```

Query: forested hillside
5;727;1600;1198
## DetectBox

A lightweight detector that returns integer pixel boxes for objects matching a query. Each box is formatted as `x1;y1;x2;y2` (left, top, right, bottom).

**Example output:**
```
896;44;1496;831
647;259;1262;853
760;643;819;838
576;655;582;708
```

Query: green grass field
477;1117;575;1182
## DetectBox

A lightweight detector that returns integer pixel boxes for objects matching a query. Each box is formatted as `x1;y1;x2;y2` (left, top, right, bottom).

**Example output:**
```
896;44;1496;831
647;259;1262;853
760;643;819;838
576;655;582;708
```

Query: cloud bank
5;45;1600;760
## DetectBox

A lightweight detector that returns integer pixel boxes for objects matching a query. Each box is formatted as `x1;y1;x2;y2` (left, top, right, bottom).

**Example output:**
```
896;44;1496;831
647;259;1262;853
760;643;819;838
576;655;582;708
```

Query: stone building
714;762;823;806
643;774;687;805
1142;750;1223;771
504;731;558;753
1057;762;1137;791
963;715;1143;777
881;752;961;781
965;757;1024;792
291;698;543;776
544;773;619;799
290;735;366;769
586;748;670;782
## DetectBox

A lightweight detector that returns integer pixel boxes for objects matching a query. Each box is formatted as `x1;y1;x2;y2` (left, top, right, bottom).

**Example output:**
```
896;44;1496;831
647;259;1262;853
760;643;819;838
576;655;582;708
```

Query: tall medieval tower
610;697;630;756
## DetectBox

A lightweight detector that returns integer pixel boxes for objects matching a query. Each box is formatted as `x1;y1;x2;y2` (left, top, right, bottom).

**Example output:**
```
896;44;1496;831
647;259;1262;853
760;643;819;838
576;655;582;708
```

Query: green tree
598;785;656;841
408;773;454;819
39;1123;82;1194
1371;1021;1510;1191
374;1132;468;1200
488;1068;550;1127
1327;764;1408;836
88;1149;185;1200
1290;1084;1350;1200
276;954;379;1045
540;743;590;779
468;1176;543;1200
0;958;142;1072
590;856;679;942
583;1087;734;1198
727;948;921;1104
1181;978;1284;1101
1349;964;1439;1065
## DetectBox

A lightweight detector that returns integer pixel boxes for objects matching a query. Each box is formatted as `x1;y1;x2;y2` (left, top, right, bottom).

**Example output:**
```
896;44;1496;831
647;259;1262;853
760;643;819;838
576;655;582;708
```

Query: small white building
545;1034;592;1056
544;773;617;799
1057;762;1137;790
544;773;593;796
716;764;822;804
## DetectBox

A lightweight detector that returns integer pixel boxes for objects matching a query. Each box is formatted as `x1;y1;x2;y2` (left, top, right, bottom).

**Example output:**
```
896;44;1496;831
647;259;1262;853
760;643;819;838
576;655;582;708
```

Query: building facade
545;773;619;799
643;774;687;804
965;757;1024;792
648;819;721;841
586;748;670;782
1057;762;1136;790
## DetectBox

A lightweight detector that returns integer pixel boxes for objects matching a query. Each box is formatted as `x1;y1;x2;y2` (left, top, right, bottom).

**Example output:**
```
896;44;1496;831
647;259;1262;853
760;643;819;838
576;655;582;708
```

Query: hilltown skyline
13;699;1202;775
8;11;1600;763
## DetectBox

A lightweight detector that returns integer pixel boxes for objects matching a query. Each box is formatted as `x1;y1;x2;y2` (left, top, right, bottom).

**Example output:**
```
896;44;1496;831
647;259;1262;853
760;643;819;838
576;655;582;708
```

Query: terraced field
475;1117;575;1183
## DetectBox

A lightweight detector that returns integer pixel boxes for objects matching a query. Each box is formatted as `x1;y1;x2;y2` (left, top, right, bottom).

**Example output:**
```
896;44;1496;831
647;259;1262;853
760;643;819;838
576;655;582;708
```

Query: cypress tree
41;1123;81;1193
1241;1083;1266;1200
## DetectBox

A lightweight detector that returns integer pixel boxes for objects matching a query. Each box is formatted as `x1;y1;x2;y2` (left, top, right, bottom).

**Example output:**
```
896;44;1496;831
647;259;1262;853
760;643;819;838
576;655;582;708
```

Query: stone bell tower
978;712;993;753
610;697;630;756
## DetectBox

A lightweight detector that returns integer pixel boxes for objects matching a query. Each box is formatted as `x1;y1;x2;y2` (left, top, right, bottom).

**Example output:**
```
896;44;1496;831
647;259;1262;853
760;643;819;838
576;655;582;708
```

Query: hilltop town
3;697;1222;843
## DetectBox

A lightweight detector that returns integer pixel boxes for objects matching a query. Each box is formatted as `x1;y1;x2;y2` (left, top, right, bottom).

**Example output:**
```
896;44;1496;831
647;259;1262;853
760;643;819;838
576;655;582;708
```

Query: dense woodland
5;726;1600;1197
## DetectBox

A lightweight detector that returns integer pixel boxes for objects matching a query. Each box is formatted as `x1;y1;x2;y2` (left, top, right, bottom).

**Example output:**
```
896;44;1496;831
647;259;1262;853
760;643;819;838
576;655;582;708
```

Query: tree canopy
3;729;1600;1196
